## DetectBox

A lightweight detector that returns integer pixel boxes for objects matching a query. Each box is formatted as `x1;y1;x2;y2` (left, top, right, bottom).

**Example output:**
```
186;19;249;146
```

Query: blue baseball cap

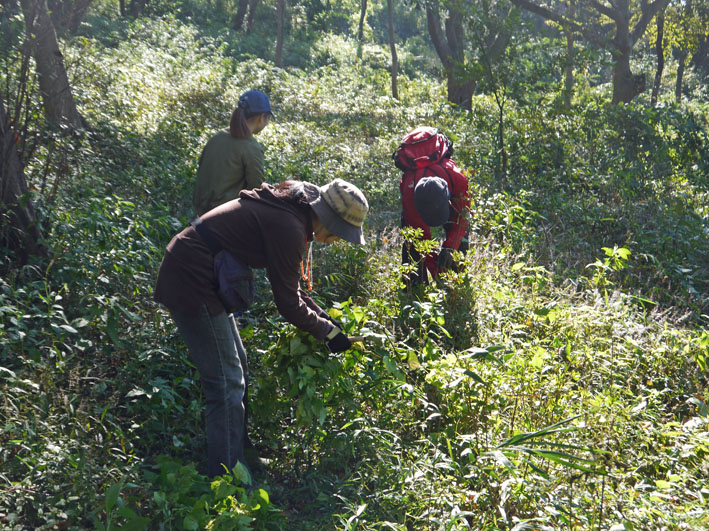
238;90;274;117
414;176;450;227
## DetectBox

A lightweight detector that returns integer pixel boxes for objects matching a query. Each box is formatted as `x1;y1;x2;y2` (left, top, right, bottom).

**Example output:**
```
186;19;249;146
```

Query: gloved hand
437;247;456;271
326;329;352;353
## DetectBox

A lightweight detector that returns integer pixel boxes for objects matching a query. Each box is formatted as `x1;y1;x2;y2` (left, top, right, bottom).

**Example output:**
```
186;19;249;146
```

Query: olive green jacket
192;130;265;216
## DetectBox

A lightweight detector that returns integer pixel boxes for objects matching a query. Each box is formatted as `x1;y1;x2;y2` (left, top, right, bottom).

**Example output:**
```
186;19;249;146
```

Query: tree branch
631;0;671;44
444;11;464;62
590;0;618;22
426;6;454;70
511;0;614;49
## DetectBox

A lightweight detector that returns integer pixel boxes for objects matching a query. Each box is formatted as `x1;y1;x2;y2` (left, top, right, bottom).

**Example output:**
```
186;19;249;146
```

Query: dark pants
401;235;469;288
171;305;249;477
401;240;430;286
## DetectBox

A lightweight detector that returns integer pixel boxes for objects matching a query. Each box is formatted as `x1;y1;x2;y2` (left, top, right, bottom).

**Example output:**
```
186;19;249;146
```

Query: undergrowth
1;12;708;531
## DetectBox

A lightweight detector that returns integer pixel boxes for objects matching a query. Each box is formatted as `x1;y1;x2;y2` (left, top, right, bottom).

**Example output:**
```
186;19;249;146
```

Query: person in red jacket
396;126;470;286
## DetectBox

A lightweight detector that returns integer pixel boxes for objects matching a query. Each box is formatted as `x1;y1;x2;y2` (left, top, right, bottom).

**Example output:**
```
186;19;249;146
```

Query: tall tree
663;0;708;103
651;10;665;105
357;0;367;58
19;0;85;130
129;0;149;16
275;0;286;67
426;0;513;110
0;90;42;263
387;0;398;98
245;0;259;33
234;0;249;30
47;0;94;34
233;0;260;31
563;24;574;107
562;0;577;108
512;0;671;103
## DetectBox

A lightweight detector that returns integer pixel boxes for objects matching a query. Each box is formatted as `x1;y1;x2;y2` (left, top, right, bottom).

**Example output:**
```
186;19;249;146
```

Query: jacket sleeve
441;161;470;250
264;225;332;340
243;141;266;191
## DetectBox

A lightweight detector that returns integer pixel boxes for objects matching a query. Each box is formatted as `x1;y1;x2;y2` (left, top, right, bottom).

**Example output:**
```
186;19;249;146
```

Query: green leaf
464;369;485;384
497;416;582;448
115;508;150;531
233;461;252;486
407;351;421;370
183;515;199;530
72;317;90;328
105;482;121;513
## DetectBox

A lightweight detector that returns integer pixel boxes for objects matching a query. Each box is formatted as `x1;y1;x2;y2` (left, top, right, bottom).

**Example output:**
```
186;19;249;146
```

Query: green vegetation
1;2;708;529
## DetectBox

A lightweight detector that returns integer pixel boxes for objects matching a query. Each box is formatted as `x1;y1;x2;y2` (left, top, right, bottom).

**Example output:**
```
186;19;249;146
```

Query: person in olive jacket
155;178;368;478
193;89;273;217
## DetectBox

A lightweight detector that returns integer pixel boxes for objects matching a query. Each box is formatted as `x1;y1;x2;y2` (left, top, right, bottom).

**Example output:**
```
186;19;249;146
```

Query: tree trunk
426;7;473;111
446;78;474;110
563;27;574;108
20;0;85;130
692;35;708;71
387;0;398;99
357;0;367;59
245;0;259;33
497;98;507;182
651;11;665;106
675;49;687;103
611;21;645;104
48;0;94;34
0;92;42;263
119;0;126;16
129;0;148;17
274;0;285;67
512;0;669;105
233;0;248;30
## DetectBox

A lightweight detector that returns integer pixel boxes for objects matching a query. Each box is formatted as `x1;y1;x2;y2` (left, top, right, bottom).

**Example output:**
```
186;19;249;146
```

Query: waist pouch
213;250;254;314
192;218;254;314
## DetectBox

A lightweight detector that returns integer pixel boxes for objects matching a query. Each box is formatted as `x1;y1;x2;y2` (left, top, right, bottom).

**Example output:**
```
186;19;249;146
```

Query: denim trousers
170;305;248;477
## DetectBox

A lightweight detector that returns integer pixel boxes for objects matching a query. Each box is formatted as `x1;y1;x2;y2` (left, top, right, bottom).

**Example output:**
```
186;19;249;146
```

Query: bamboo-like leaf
496;415;581;448
464;369;486;384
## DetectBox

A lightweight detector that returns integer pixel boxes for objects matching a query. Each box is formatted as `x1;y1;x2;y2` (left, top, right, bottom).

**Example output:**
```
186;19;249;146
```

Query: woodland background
0;0;708;528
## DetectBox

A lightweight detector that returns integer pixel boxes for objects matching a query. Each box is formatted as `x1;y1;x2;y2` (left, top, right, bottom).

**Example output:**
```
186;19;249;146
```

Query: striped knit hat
304;179;369;244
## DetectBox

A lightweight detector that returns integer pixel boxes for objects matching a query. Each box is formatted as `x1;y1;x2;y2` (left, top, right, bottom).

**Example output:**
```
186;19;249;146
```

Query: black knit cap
414;176;450;227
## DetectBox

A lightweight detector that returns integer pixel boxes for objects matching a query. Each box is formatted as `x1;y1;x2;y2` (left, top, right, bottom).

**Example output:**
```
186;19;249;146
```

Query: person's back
192;89;273;217
394;126;471;284
193;130;264;216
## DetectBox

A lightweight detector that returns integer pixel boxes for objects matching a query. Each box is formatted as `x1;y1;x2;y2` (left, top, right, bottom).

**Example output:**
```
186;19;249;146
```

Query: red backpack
393;126;454;171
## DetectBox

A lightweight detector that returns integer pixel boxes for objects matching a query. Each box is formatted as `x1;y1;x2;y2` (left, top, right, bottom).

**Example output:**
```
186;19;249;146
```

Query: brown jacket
155;184;332;340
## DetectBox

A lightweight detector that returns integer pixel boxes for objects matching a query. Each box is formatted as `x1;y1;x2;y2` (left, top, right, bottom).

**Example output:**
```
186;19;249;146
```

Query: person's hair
273;180;301;199
273;180;315;212
229;107;252;138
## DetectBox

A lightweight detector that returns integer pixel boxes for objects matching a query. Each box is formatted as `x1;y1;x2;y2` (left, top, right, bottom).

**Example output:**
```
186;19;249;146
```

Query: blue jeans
171;305;248;477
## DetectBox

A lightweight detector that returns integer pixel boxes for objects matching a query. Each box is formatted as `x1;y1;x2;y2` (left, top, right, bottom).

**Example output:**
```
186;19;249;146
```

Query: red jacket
400;159;470;276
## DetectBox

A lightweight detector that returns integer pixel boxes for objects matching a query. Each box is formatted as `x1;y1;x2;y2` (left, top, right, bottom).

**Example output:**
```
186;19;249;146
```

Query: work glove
437;247;456;271
326;326;352;353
